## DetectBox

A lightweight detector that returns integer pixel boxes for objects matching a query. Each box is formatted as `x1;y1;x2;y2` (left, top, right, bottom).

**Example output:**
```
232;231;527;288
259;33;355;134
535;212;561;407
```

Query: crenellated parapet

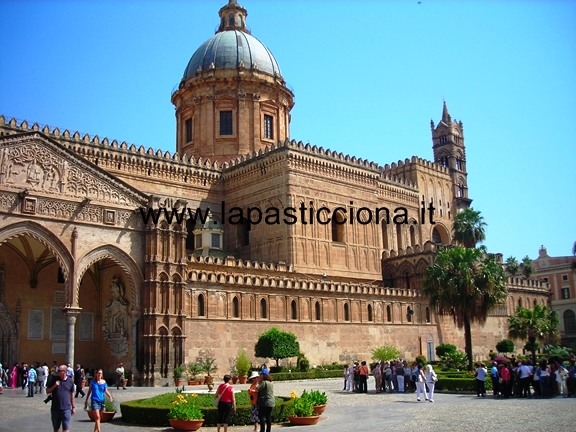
186;254;423;299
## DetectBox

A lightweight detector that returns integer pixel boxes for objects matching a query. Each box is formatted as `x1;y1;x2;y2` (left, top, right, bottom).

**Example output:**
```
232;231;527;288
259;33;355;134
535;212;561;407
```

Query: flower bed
120;391;294;427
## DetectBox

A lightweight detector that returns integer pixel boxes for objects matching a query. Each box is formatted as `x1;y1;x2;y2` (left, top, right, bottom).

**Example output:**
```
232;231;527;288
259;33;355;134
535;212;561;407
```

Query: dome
183;30;282;79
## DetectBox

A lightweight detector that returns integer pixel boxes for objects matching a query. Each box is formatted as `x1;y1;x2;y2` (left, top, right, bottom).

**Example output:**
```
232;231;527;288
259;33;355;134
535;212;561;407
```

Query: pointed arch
232;296;240;318
314;301;321;321
76;245;142;311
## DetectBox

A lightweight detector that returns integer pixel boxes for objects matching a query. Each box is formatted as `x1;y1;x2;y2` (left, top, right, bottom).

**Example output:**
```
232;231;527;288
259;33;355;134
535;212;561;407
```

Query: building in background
0;0;548;385
533;246;576;348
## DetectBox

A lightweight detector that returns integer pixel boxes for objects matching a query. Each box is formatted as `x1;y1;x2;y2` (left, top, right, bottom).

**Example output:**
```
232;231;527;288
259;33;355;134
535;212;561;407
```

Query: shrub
436;343;457;358
496;339;515;354
415;355;427;365
292;397;314;417
297;352;310;372
167;394;204;421
371;344;401;361
300;389;327;405
438;350;467;371
235;349;251;376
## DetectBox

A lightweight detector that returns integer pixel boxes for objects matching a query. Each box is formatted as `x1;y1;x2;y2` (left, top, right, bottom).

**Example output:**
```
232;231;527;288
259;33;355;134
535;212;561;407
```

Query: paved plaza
1;378;575;432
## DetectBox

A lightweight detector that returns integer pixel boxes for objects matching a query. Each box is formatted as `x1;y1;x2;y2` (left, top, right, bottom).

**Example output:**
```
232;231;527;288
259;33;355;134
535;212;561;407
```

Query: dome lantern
217;0;249;34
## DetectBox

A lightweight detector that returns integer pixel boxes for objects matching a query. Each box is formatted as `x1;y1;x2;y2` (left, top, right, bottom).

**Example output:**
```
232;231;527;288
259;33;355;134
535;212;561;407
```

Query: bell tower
431;101;472;211
171;0;294;164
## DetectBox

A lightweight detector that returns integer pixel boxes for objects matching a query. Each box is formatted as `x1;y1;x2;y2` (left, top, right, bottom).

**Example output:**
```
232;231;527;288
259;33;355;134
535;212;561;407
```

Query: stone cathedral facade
0;1;548;385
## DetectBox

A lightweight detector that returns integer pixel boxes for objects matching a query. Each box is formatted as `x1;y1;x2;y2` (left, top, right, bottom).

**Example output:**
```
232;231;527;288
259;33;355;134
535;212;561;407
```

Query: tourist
490;361;499;397
26;363;37;397
396;362;405;393
115;362;125;390
84;369;113;432
499;364;511;398
474;362;487;397
215;374;236;432
47;364;75;432
539;359;551;398
372;362;382;392
555;361;568;397
346;363;354;391
517;361;532;398
9;362;17;389
257;372;275;432
424;364;437;402
74;364;85;398
342;364;349;391
247;371;260;432
415;364;428;401
359;361;369;393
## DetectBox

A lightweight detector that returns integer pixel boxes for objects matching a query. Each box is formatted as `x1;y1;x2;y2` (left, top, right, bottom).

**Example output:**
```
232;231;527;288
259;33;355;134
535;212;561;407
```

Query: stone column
64;307;81;366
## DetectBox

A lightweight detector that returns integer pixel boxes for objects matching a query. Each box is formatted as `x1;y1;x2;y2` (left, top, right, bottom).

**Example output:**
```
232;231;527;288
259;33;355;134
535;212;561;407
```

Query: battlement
506;276;550;293
186;254;422;298
382;155;450;176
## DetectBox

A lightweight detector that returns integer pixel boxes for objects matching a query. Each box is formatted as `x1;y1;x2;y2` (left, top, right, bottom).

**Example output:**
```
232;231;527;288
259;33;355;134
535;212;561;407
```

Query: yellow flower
290;390;298;399
191;393;198;398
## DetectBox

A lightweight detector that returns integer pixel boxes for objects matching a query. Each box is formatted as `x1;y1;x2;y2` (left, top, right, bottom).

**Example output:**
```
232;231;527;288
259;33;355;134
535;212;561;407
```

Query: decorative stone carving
206;95;216;101
252;93;261;101
237;91;246;100
0;139;144;207
103;276;129;358
193;97;202;105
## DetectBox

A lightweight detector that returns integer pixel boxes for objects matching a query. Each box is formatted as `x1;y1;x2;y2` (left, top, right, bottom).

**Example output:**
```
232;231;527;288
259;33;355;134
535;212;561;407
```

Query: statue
103;276;129;358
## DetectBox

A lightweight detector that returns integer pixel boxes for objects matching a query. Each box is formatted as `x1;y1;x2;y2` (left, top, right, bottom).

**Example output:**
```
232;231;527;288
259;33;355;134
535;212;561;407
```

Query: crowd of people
344;359;438;402
475;357;576;399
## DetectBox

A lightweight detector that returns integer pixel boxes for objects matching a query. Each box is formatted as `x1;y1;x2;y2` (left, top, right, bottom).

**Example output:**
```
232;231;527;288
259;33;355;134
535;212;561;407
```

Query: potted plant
167;393;204;431
288;394;320;426
200;357;217;391
230;365;239;384
303;389;328;415
186;362;202;385
173;365;185;387
87;397;116;423
235;348;251;384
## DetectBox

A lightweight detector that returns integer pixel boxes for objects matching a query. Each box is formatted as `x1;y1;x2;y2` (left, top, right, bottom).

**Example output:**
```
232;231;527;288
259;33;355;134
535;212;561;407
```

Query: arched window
432;227;442;244
533;298;537;307
197;294;205;317
332;211;345;242
291;300;297;320
238;217;250;247
315;301;321;321
367;304;373;322
405;272;411;289
407;306;412;322
564;310;576;331
425;307;431;323
518;298;522;308
229;15;234;26
382;223;389;250
343;303;350;321
386;305;392;322
410;225;416;247
260;298;267;319
232;296;240;318
396;224;403;250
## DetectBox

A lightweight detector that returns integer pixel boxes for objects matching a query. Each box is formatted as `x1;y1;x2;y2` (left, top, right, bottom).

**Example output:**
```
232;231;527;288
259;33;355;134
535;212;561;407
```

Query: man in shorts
47;364;75;432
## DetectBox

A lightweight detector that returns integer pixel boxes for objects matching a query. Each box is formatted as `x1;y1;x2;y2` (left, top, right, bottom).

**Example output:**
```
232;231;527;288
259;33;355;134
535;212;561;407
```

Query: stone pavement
1;378;575;432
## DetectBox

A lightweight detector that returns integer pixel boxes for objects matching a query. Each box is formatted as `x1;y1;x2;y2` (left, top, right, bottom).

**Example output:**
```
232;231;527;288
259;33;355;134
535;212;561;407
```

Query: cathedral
0;1;548;385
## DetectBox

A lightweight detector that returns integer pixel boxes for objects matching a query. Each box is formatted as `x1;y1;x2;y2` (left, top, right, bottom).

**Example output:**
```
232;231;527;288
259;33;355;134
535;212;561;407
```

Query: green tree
505;256;519;277
423;246;507;370
495;339;515;354
452;207;487;248
370;344;401;362
508;304;559;361
435;343;457;358
520;256;534;278
254;327;300;368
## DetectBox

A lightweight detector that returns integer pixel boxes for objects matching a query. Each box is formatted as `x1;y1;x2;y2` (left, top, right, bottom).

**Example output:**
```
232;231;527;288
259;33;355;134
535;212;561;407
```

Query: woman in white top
415;364;428;401
425;364;438;402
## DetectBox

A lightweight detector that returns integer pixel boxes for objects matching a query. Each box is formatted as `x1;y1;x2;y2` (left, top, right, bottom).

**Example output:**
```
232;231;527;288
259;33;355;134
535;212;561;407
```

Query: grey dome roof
183;30;282;79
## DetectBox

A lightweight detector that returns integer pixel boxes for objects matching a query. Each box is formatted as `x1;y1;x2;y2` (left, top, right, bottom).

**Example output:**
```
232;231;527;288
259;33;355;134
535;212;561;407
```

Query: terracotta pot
87;410;116;423
238;375;248;384
197;379;204;385
168;419;204;431
231;376;239;384
174;379;183;387
288;415;321;425
312;404;327;415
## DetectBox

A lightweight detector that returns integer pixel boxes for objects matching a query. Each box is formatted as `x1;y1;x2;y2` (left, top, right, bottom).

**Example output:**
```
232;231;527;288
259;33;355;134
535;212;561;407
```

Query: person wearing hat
115;363;125;390
247;371;260;432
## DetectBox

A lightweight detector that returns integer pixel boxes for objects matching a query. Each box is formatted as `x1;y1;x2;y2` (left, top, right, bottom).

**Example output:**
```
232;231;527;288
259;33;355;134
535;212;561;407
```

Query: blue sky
1;0;575;261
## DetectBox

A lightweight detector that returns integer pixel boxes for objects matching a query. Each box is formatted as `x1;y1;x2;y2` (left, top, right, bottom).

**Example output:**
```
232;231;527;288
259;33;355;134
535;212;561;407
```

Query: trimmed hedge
435;377;493;392
120;392;294;427
270;369;342;381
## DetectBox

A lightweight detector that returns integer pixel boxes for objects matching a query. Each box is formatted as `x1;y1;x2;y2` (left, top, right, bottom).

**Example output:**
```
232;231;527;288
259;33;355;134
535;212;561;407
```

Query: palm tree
505;256;519;277
423;246;507;370
452;207;487;248
571;241;576;270
520;255;534;278
508;304;559;361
